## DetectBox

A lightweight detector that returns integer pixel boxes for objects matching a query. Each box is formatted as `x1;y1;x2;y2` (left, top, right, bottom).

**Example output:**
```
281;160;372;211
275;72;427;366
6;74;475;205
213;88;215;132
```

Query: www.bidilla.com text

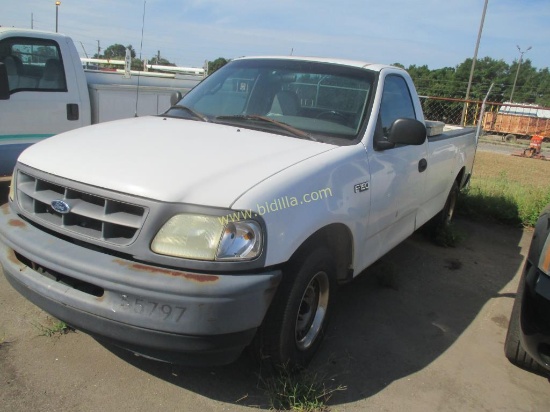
218;188;333;225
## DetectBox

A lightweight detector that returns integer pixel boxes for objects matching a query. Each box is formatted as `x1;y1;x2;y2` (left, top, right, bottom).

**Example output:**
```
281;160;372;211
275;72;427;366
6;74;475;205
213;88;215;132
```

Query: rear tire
428;180;459;239
257;247;335;370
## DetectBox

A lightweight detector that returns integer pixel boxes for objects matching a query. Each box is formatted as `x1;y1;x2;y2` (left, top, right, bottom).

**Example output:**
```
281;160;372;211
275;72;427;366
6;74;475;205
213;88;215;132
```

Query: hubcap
295;271;330;351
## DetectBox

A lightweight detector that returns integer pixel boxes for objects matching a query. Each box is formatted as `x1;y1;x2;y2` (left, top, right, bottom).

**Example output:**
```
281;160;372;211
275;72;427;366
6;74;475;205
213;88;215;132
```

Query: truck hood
18;116;336;207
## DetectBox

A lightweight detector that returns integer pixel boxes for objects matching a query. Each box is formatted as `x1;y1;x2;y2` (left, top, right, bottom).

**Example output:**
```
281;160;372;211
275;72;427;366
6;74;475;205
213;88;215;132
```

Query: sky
1;0;549;71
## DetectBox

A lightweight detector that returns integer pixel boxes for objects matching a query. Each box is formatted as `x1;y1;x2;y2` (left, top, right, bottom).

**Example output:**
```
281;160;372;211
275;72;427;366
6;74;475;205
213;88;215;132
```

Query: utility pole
462;0;489;126
510;45;532;103
96;40;101;58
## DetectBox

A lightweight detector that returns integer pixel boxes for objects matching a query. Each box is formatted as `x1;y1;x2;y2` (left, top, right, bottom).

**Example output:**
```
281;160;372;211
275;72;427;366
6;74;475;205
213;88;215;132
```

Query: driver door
366;73;428;255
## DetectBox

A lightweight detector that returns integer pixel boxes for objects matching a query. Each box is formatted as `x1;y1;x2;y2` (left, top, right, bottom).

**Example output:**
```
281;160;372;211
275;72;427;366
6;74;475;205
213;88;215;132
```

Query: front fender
232;144;370;269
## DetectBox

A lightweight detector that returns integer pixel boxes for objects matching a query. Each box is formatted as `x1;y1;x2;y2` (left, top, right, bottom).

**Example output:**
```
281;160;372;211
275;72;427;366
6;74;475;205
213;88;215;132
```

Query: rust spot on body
8;219;26;228
113;259;219;283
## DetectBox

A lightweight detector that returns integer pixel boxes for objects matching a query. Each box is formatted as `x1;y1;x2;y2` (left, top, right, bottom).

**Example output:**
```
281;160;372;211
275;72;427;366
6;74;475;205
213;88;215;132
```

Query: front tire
504;286;533;370
258;248;335;369
504;268;547;376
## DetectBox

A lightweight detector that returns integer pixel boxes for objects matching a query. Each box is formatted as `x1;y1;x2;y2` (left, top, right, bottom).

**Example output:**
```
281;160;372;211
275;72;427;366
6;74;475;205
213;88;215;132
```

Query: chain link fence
419;96;550;141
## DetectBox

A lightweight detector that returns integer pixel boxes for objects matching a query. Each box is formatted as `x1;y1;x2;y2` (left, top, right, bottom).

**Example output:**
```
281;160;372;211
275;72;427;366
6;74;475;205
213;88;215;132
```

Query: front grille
16;171;147;246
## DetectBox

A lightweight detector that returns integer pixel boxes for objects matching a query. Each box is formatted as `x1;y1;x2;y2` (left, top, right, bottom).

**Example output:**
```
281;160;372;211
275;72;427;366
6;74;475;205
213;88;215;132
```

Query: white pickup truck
0;56;477;368
0;28;202;180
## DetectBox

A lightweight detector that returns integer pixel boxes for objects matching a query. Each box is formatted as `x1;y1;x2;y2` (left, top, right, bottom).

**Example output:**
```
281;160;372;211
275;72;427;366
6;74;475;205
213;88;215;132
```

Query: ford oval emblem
51;200;71;214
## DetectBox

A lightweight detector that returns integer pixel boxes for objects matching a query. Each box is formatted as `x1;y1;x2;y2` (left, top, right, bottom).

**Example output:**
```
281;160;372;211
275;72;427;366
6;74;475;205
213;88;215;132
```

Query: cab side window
379;75;416;138
0;37;67;93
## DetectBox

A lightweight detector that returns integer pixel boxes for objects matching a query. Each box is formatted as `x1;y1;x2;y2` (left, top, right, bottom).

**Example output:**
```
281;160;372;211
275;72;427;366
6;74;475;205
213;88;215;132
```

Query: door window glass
379;75;416;137
0;37;66;93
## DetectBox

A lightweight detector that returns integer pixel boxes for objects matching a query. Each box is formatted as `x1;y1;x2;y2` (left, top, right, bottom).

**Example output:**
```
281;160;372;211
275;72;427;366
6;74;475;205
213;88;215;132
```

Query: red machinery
512;135;547;160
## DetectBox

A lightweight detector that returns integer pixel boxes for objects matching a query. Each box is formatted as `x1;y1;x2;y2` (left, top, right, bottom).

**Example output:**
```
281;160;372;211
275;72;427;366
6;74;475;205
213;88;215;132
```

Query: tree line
395;57;550;106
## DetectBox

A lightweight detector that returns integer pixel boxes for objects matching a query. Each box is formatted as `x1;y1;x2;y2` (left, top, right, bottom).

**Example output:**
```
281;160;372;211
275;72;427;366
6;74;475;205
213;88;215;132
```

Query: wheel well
289;224;353;283
456;166;467;189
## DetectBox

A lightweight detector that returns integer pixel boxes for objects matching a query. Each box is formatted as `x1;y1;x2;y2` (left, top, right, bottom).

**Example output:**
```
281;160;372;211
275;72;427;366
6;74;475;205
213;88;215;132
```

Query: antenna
135;0;146;117
79;41;89;58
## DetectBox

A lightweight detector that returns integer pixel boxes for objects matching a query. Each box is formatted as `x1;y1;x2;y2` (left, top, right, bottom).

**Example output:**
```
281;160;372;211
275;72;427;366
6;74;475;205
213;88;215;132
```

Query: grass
433;223;467;247
458;151;550;227
32;317;73;337
259;365;346;412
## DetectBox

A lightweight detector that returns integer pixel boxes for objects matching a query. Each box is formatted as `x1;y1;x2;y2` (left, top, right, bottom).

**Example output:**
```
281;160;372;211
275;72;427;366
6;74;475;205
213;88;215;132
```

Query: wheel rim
295;270;330;351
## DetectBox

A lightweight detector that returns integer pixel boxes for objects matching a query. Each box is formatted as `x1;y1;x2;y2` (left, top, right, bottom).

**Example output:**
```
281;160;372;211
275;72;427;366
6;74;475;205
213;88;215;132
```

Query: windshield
164;58;375;143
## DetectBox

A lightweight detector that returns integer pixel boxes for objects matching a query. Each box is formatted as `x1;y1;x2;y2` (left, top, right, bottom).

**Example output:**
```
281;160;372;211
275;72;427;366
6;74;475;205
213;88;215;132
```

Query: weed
32;318;73;337
258;364;346;412
433;223;466;247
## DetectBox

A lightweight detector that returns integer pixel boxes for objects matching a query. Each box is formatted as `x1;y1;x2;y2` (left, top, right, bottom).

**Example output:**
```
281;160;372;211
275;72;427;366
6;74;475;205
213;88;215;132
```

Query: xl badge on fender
51;200;71;214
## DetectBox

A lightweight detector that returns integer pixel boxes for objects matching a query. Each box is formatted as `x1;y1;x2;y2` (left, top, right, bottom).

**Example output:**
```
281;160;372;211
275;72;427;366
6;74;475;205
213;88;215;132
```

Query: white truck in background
0;55;477;369
0;27;203;180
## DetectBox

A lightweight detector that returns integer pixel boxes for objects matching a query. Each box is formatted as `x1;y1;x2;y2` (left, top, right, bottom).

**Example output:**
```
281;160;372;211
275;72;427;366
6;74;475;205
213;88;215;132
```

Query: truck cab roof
235;55;403;73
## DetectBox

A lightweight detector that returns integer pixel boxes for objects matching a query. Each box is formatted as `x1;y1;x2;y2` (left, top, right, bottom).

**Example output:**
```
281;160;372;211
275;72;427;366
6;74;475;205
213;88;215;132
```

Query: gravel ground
478;136;550;158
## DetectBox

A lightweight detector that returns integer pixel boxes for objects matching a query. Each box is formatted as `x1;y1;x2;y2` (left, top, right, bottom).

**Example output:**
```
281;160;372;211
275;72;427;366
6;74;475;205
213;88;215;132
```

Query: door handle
67;103;79;121
418;158;427;173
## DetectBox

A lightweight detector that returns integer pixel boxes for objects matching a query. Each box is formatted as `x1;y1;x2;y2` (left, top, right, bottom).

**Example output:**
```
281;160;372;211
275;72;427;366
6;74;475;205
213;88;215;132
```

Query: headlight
151;213;262;261
8;174;15;201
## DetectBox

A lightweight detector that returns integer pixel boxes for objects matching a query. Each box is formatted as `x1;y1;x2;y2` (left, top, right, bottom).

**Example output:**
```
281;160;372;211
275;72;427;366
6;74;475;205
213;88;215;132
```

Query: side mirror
170;91;183;106
387;118;426;145
0;63;10;100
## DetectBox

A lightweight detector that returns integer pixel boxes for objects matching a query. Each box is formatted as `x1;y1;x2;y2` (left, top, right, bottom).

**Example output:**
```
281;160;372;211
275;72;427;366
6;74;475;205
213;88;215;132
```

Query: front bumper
0;203;281;365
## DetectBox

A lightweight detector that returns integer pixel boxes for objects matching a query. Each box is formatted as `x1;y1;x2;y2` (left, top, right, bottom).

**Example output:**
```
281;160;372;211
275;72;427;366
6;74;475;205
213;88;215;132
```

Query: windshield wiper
215;114;316;141
169;105;209;122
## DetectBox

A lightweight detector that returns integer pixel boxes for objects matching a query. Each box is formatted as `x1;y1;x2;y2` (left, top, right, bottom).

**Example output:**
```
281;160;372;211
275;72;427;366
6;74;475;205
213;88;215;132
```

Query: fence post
462;102;469;126
476;83;494;145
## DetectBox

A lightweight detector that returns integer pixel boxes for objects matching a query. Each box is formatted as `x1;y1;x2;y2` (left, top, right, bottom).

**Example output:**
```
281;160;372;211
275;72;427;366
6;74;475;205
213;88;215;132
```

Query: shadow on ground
95;217;525;408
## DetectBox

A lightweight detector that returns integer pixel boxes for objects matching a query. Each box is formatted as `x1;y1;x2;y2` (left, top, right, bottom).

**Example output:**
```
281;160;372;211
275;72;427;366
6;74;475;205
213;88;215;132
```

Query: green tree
534;68;550;106
207;57;229;75
406;64;434;96
508;59;538;103
103;44;136;59
405;56;550;106
150;56;175;66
